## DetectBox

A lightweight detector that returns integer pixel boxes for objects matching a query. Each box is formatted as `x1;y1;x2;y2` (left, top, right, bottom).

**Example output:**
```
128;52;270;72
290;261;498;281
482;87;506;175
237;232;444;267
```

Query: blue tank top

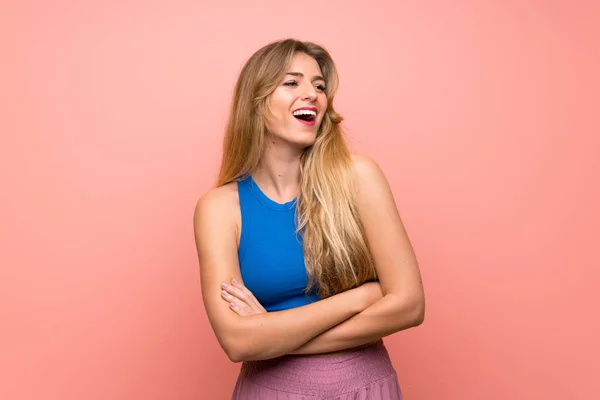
237;175;319;311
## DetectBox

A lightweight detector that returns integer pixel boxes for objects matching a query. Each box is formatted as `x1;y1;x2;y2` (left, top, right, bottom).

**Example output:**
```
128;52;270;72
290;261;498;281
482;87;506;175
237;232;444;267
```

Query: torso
220;174;374;358
236;175;319;312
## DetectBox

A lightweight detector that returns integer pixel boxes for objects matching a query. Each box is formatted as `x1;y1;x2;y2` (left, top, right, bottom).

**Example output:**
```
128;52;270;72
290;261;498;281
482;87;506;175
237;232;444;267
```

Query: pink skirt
232;341;402;399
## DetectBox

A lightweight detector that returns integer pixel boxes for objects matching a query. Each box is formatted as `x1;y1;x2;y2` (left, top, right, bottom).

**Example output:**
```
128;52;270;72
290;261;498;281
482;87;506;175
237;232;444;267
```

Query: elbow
221;338;253;363
214;319;261;362
411;299;425;327
225;343;282;363
217;333;248;363
409;293;426;327
221;336;265;363
392;293;425;328
225;350;246;363
223;344;244;363
216;319;282;362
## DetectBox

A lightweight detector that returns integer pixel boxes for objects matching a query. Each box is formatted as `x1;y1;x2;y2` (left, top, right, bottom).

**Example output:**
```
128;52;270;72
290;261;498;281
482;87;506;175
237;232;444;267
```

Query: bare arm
290;155;425;355
193;185;379;362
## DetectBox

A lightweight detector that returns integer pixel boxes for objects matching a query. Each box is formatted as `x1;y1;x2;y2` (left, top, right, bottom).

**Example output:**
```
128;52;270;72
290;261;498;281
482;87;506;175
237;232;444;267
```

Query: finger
223;282;265;314
222;282;251;304
221;290;243;306
231;279;266;312
221;290;253;313
232;301;253;316
222;291;251;316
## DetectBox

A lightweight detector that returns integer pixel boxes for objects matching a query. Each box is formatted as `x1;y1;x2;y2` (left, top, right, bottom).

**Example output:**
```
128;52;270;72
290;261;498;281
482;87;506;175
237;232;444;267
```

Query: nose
301;84;318;102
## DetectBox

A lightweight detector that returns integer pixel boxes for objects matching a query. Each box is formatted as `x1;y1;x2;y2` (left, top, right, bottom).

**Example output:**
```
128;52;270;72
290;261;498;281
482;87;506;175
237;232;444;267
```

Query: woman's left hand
221;279;267;316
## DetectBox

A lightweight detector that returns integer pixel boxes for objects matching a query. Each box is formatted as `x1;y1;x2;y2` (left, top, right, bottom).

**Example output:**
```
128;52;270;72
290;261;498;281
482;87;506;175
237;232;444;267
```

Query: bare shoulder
194;182;239;220
350;153;391;199
193;182;241;244
193;182;243;291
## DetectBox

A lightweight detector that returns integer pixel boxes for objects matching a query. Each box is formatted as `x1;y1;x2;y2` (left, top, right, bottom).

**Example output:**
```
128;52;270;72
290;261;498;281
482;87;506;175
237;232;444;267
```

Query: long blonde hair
217;39;376;298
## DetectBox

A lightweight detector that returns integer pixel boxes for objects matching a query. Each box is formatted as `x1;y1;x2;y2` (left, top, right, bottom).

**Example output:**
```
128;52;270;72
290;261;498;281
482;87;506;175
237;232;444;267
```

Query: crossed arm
193;155;425;362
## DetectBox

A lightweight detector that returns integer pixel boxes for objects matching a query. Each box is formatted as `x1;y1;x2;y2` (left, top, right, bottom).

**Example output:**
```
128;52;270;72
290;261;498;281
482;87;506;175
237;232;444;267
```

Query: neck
252;142;304;203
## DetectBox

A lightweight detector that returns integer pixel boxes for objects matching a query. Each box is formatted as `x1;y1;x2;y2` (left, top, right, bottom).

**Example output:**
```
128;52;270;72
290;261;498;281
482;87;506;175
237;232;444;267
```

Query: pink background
2;1;599;399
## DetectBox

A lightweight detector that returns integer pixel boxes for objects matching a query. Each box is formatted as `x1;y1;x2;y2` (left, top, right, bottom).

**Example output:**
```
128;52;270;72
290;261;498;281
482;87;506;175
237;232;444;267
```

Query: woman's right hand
221;279;267;317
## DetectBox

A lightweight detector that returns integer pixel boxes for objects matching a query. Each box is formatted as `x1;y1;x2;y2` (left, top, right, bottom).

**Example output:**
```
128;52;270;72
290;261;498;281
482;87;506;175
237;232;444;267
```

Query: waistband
238;340;397;395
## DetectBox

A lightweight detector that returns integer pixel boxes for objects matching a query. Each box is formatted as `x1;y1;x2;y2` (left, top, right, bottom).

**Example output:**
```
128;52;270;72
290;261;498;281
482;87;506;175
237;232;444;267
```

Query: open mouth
292;109;317;122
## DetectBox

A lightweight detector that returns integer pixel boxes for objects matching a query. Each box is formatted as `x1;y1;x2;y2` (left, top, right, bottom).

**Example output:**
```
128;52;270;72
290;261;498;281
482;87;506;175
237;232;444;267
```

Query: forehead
287;52;323;76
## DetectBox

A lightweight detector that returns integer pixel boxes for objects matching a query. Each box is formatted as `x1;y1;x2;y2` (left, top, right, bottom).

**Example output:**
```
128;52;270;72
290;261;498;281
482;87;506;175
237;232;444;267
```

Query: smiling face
265;52;328;150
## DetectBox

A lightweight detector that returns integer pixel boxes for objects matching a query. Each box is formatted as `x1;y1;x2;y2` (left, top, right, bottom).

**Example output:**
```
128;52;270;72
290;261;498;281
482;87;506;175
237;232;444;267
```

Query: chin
289;132;317;149
268;126;320;150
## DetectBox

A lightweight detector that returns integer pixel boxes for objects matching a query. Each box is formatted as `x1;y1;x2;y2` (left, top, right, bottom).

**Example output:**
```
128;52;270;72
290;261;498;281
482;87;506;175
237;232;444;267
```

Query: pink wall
2;1;598;399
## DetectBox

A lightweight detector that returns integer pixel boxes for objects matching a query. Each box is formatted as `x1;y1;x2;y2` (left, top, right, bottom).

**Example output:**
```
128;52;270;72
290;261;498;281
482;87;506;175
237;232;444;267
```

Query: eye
283;80;299;87
315;84;327;92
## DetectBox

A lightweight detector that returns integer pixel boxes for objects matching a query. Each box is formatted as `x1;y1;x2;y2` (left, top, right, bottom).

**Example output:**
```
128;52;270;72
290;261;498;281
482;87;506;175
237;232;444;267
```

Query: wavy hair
217;39;376;298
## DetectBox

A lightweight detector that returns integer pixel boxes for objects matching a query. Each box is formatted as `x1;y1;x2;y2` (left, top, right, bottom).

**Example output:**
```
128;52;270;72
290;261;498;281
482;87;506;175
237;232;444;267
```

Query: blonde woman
193;39;425;399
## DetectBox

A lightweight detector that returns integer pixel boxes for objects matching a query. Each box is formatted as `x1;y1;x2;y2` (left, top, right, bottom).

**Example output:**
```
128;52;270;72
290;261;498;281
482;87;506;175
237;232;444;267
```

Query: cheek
318;99;328;120
265;105;284;128
266;97;292;125
319;96;328;112
268;110;290;130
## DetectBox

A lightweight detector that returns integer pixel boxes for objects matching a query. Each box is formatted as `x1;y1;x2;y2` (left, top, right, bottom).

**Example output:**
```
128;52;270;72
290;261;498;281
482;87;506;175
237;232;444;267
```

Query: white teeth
292;109;316;117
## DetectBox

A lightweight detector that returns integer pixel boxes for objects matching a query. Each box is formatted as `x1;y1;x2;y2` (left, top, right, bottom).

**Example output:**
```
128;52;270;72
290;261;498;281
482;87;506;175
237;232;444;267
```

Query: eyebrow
285;72;326;83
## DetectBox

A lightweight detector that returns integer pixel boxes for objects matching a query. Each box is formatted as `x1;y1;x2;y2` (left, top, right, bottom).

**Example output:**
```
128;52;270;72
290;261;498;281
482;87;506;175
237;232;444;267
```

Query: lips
292;107;318;125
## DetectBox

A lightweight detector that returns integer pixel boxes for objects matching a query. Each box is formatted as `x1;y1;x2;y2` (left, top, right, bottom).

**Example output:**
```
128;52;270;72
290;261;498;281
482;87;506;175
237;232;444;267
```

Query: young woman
193;38;425;399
